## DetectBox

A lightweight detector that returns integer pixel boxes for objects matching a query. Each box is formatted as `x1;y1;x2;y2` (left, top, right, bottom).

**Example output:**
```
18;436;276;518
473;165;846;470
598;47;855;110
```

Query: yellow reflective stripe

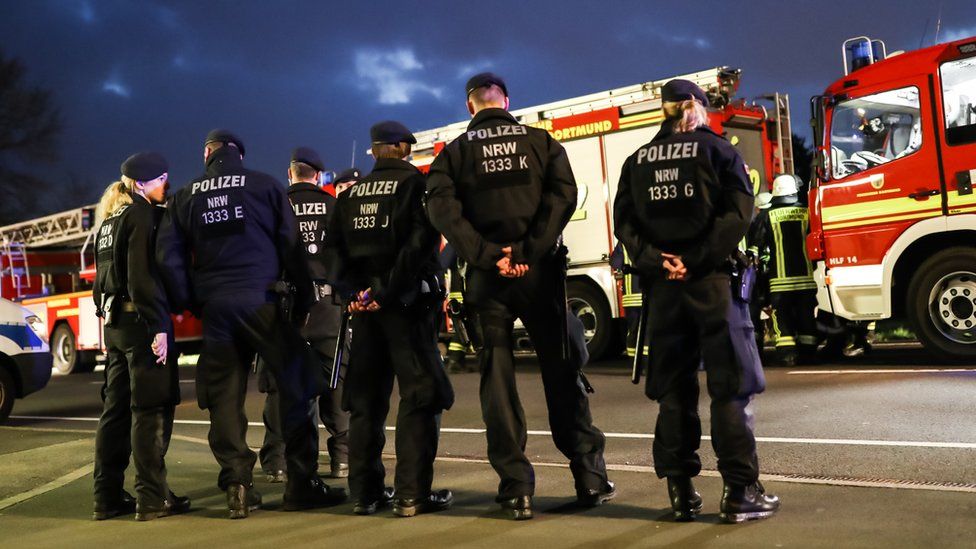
622;297;643;307
771;309;782;339
823;210;941;230
774;336;796;348
448;342;467;352
448;292;464;300
822;192;943;229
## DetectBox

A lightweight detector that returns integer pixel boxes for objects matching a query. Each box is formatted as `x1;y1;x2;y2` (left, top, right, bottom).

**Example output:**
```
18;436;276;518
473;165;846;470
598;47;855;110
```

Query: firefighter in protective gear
757;174;818;366
746;192;773;360
92;152;189;521
325;120;454;517
614;79;779;523
610;242;646;358
426;72;614;520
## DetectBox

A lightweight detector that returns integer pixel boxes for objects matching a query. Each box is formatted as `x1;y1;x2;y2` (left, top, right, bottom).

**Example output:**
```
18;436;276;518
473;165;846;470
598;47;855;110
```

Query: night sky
1;0;973;220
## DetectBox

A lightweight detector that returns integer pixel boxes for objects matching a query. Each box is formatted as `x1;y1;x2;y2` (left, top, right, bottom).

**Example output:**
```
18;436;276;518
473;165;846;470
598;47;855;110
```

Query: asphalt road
1;343;974;548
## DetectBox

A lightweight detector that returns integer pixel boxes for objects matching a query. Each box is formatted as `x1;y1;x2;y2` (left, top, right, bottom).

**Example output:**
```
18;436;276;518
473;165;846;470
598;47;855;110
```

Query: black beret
334;168;361;184
661;79;709;107
370;120;416;145
290;146;324;172
205;128;246;157
120;152;168;181
466;72;508;97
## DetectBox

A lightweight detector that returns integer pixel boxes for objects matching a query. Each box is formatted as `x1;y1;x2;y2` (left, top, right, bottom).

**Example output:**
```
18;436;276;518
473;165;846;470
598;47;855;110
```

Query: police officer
760;174;818;366
325;121;454;517
257;147;352;481
426;73;614;520
156;130;345;519
613;79;779;523
286;146;351;478
92;152;189;521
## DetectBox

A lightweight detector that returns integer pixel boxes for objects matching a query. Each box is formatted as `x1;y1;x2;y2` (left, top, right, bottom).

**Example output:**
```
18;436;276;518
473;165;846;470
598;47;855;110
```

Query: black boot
719;481;780;523
667;477;703;522
282;476;347;511
226;483;262;520
135;492;191;521
393;489;453;518
92;490;136;521
577;480;617;507
498;495;533;520
353;486;395;515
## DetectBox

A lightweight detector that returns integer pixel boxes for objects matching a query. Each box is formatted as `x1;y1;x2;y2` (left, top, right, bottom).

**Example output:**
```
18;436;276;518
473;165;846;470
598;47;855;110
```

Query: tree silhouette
0;50;61;225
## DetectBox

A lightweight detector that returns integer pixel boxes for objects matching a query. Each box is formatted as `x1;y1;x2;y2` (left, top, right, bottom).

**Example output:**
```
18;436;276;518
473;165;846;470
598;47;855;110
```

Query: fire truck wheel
51;323;93;375
0;366;14;423
567;280;613;361
906;247;976;362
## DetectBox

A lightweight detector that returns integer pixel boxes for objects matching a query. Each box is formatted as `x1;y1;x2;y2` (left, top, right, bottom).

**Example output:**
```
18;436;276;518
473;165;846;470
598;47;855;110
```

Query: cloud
354;48;444;105
102;79;130;98
617;21;711;51
940;26;976;43
77;0;95;24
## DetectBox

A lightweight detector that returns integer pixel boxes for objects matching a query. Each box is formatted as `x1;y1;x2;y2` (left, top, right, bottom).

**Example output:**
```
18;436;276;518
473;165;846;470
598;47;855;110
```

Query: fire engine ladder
1;237;30;299
770;93;794;175
0;204;97;249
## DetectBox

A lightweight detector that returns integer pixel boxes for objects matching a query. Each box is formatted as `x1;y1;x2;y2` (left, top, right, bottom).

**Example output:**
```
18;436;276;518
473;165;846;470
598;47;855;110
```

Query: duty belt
120;301;138;313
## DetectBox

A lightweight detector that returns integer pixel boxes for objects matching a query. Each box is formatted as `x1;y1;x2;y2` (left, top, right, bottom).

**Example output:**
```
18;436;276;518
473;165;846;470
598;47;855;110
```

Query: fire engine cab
809;36;976;360
411;67;791;359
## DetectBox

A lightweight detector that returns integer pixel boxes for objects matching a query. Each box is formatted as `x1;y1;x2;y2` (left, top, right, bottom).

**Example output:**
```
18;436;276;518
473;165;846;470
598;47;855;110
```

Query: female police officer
92;152;189;521
613;80;779;523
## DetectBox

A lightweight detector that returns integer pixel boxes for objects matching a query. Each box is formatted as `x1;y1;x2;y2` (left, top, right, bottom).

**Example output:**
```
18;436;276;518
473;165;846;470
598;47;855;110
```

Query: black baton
330;311;350;390
631;291;649;385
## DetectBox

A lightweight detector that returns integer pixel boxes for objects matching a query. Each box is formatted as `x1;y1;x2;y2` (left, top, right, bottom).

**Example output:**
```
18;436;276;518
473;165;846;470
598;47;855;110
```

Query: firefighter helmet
772;174;800;197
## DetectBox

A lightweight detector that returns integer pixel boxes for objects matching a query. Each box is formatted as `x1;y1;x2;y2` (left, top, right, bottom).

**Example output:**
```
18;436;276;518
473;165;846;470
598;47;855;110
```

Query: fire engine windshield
941;57;976;145
829;86;921;179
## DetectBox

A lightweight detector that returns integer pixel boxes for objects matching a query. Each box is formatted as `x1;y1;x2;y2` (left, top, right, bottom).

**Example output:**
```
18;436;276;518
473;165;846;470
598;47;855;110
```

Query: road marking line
0;463;94;512
430;456;976;494
787;368;976;375
12;415;976;449
4;426;972;497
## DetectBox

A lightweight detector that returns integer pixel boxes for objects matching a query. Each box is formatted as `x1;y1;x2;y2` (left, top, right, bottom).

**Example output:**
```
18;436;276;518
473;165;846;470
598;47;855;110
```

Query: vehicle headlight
25;315;48;344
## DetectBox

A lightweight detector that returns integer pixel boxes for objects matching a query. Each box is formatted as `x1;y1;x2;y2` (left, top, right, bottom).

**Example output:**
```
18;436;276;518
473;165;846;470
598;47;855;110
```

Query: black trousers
94;311;178;508
770;290;818;355
196;293;320;490
645;273;763;486
258;296;350;471
465;259;608;499
343;304;453;502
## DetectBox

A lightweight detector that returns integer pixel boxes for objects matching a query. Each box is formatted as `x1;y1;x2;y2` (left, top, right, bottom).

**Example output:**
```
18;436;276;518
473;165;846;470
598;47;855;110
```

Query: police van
411;67;791;359
0;296;52;422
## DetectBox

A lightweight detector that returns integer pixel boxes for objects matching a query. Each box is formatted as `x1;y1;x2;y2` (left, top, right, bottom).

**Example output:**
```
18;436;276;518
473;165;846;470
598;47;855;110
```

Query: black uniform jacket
156;147;312;315
324;158;440;308
425;108;577;268
287;182;336;282
94;197;169;334
614;123;754;278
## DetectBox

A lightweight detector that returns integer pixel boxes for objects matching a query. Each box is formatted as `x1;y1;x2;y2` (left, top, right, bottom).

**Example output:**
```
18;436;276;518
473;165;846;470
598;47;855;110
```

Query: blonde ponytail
95;177;134;224
663;99;709;133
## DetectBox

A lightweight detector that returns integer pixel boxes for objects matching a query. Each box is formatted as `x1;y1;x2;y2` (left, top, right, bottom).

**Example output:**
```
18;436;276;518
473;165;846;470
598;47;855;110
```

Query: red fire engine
0;206;202;374
411;67;791;359
808;35;976;360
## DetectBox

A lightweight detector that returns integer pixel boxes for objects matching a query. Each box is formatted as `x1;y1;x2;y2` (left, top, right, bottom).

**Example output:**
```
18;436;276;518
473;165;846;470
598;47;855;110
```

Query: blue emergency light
843;37;887;75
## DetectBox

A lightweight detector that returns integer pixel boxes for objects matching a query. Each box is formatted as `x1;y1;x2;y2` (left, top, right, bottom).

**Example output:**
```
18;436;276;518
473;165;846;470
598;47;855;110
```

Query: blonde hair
663;99;709;133
95;177;134;224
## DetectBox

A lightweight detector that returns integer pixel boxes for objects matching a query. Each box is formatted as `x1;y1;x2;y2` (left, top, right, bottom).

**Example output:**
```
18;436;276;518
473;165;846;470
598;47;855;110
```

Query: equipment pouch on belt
101;294;118;327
